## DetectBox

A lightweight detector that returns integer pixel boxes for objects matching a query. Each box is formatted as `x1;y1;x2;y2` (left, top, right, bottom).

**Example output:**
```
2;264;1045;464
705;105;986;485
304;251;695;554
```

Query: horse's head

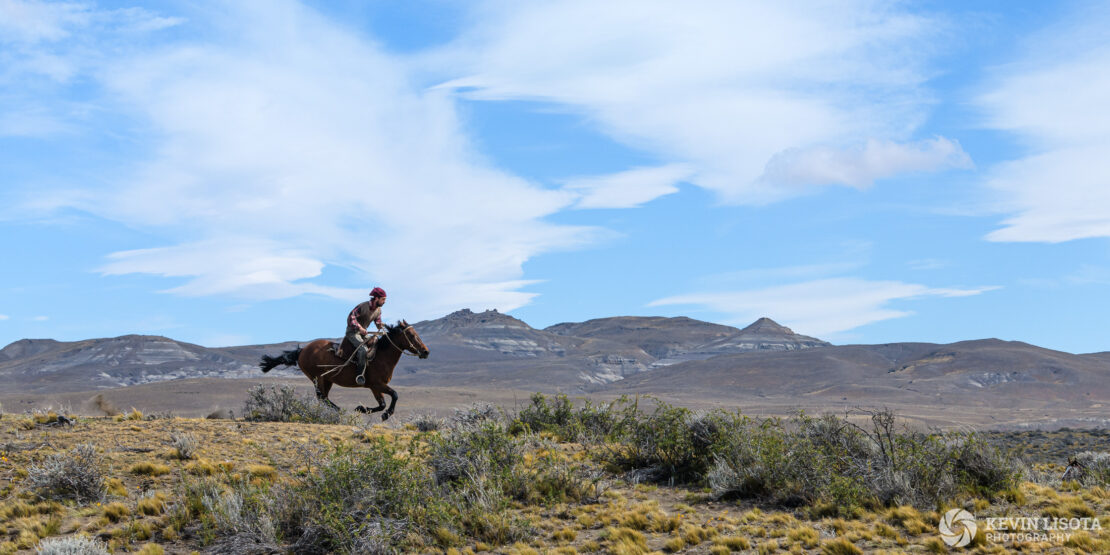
392;319;429;359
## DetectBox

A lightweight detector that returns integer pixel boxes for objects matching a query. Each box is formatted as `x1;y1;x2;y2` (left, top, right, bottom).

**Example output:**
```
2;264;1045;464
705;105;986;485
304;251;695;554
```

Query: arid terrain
2;311;1109;552
1;391;1108;554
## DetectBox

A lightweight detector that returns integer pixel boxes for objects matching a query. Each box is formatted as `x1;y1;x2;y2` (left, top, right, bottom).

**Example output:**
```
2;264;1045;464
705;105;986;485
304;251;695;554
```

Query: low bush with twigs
25;444;106;504
242;384;355;425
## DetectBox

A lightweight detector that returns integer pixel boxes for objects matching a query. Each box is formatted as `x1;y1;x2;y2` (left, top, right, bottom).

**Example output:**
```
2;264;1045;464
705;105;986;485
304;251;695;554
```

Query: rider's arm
349;307;367;334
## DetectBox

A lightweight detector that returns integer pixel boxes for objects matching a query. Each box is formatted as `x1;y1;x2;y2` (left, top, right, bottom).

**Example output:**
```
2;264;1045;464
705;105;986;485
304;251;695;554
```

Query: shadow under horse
258;320;430;421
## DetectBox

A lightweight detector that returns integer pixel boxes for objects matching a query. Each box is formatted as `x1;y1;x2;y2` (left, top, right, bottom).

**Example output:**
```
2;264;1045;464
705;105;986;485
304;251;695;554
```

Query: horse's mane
383;321;407;336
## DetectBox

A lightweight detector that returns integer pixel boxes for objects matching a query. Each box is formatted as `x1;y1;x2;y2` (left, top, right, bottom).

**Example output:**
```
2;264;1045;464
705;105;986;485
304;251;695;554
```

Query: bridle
380;325;423;357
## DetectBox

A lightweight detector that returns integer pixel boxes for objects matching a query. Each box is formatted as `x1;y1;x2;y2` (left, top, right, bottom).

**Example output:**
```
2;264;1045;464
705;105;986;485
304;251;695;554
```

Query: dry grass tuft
135;544;164;555
757;539;779;554
663;536;685;552
185;459;216;476
821;537;863;555
102;502;129;523
106;478;127;497
245;464;277;479
552;526;577;543
137;494;165;516
603;526;648;555
787;526;820;548
886;505;929;535
715;534;751;551
129;461;170;476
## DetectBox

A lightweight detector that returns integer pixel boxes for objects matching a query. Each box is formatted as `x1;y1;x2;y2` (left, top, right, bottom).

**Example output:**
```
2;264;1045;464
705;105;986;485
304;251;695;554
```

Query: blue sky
1;0;1108;353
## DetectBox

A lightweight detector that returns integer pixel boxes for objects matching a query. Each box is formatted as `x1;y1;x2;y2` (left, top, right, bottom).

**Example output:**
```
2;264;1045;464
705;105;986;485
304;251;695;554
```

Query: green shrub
598;399;747;484
705;408;1022;509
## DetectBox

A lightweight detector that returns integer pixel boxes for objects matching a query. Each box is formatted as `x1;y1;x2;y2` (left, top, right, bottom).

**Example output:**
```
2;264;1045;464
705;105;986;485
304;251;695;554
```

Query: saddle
334;335;376;359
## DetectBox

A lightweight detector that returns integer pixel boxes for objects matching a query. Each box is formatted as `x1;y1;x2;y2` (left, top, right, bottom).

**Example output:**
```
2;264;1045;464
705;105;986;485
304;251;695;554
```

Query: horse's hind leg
314;378;340;411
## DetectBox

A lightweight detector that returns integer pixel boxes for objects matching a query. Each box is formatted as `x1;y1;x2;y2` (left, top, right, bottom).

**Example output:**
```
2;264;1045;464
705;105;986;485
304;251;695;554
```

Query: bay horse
257;320;429;421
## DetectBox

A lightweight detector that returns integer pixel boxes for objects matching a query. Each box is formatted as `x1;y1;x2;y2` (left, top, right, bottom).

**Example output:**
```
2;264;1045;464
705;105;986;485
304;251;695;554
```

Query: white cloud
760;137;972;189
0;0;90;44
10;0;601;321
435;0;966;203
978;9;1110;243
0;314;9;321
649;278;998;337
99;239;363;301
563;164;692;209
32;316;48;321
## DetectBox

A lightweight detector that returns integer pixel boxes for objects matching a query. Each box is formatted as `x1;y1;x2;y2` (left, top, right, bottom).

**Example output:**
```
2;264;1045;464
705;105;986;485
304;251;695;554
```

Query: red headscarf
370;287;387;298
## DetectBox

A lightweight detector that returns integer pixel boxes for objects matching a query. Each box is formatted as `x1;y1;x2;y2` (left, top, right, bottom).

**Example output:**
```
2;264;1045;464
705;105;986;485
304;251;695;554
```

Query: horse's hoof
355;405;367;414
381;412;391;422
355;375;365;385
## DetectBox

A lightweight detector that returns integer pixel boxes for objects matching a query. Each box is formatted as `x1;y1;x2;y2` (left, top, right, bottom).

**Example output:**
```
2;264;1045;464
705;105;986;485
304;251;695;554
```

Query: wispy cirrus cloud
761;137;972;189
436;0;968;203
0;0;90;44
4;0;600;320
649;278;999;337
563;164;693;209
977;6;1110;243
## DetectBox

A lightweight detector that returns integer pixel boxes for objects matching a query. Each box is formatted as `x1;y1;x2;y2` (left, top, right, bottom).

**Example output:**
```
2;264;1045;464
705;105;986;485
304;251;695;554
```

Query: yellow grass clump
757;539;779;554
552;526;577;542
130;461;171;476
137;494;166;516
102;502;130;522
922;536;947;553
787;525;819;548
886;506;930;535
603;526;648;555
185;459;217;475
1042;496;1097;519
32;411;60;425
715;534;751;551
821;537;863;555
246;464;278;479
136;544;165;555
663;536;685;552
106;478;128;496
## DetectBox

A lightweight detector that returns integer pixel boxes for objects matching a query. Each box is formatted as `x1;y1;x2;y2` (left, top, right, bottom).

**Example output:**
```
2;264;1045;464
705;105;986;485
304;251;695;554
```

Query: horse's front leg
356;388;387;415
381;385;398;421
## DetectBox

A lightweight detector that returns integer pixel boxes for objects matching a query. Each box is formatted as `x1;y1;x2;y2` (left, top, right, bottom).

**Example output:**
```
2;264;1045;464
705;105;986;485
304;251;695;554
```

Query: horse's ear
401;319;408;327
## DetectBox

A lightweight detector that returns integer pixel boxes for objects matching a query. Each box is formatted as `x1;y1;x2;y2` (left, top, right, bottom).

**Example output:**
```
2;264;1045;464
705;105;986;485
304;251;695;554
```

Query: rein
382;325;421;356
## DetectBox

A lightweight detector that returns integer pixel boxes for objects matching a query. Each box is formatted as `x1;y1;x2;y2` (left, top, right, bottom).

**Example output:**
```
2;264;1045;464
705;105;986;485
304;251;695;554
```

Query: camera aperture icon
940;509;977;547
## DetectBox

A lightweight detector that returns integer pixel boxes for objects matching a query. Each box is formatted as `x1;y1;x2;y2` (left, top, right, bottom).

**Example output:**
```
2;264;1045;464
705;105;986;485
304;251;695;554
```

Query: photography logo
940;509;977;547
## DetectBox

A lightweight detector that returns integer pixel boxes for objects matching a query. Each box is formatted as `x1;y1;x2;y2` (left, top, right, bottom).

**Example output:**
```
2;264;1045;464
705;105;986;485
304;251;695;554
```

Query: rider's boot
355;349;367;385
356;344;376;385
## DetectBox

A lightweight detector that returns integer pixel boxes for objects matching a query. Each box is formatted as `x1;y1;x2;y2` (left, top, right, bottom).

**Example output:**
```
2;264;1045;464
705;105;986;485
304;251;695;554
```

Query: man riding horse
345;287;387;385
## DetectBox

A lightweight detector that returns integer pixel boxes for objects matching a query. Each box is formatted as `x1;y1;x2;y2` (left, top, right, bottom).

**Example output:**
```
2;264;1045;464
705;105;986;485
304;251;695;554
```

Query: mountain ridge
2;311;1106;417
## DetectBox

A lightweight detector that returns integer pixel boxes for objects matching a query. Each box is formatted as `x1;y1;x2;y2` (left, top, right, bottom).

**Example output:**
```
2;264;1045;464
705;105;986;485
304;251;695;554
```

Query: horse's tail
259;347;302;373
